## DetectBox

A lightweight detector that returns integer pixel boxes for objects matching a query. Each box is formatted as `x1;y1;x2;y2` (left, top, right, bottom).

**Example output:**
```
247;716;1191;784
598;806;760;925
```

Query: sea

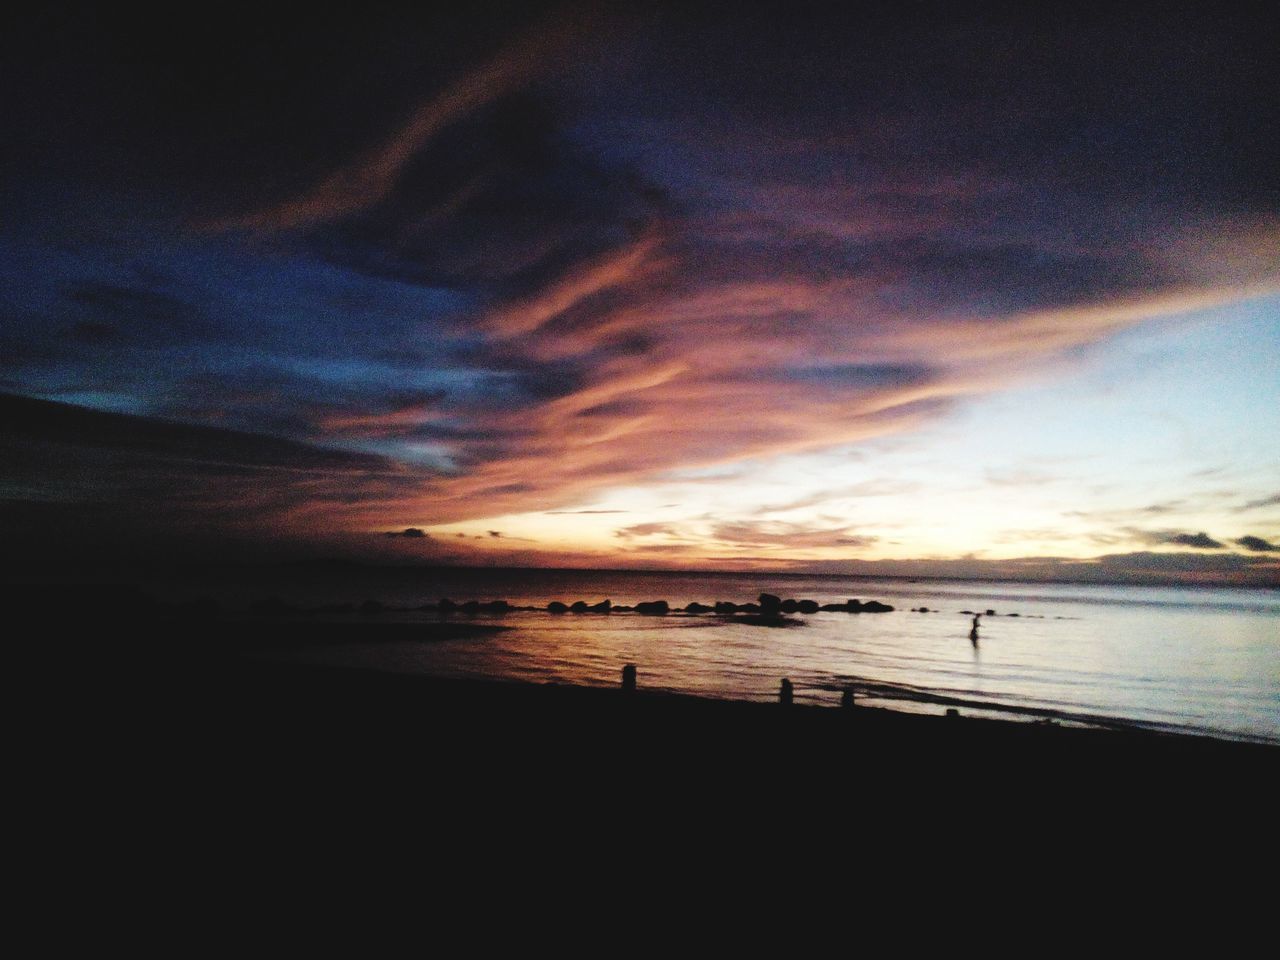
152;566;1280;745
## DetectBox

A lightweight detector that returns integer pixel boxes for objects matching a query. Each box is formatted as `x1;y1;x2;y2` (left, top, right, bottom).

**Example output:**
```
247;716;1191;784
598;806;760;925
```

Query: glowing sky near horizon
2;4;1278;582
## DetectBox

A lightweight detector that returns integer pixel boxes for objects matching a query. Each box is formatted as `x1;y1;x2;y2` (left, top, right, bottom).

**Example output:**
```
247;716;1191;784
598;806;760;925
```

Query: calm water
176;567;1280;744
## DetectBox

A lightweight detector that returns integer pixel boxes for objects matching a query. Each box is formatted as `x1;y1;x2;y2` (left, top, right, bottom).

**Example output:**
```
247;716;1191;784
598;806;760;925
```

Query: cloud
709;521;877;550
209;14;585;232
479;236;663;339
615;522;682;539
1125;529;1225;550
1238;493;1280;511
1236;535;1279;553
614;518;876;551
384;527;428;538
545;509;629;515
0;392;422;551
1164;532;1225;549
4;7;1279;545
756;479;920;514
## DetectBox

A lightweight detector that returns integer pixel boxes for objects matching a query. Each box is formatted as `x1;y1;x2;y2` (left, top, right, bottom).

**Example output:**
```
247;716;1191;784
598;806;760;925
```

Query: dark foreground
14;603;1278;888
33;613;1275;790
12;589;1273;925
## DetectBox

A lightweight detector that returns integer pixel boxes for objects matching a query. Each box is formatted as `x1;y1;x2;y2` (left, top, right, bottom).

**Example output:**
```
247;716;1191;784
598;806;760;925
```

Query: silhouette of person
969;614;980;646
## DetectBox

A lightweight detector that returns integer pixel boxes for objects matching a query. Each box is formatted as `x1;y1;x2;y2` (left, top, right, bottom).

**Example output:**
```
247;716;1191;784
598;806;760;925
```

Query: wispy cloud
1238;493;1280;512
209;14;585;232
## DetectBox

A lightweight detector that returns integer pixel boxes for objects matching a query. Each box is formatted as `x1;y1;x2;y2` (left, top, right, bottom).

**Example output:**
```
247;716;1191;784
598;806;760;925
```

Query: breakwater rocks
425;591;894;618
249;591;896;619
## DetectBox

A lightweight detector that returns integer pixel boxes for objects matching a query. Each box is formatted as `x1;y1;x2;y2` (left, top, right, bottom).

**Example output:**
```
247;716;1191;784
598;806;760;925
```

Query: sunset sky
3;4;1278;583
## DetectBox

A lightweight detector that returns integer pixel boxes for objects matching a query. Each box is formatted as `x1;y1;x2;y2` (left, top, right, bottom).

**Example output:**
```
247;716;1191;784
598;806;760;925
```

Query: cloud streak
210;13;585;232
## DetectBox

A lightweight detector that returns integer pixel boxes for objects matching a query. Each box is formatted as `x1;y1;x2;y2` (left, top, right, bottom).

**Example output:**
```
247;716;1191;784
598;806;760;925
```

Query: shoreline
49;618;1276;769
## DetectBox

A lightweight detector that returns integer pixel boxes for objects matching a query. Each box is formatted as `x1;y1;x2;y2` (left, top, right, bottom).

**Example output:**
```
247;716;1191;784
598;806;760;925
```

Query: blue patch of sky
881;294;1280;498
1;225;494;414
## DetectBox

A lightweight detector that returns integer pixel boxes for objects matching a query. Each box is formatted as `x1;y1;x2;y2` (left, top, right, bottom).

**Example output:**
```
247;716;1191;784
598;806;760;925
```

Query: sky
2;3;1278;584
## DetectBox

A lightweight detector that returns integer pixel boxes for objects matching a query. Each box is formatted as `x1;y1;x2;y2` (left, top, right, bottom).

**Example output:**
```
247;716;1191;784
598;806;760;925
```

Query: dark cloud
1236;535;1279;553
384;528;428;538
0;392;421;562
1165;532;1225;549
1126;528;1225;550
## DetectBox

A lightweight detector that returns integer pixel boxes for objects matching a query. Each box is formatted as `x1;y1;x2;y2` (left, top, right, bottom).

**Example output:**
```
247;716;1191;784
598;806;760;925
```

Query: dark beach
27;584;1274;807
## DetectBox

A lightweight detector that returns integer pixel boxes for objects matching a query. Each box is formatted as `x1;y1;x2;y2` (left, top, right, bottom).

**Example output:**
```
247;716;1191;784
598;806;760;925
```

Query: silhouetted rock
781;598;799;613
482;600;512;614
570;600;590;613
741;603;761;613
986;609;996;616
547;601;568;614
460;600;482;614
714;601;739;614
612;605;634;612
359;599;385;615
684;602;713;613
759;593;782;614
797;599;819;614
590;599;612;613
438;598;458;613
635;600;669;615
821;600;865;612
861;600;894;613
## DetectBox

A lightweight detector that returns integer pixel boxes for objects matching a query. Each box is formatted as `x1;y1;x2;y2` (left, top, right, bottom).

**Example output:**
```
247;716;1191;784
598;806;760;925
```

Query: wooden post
621;663;637;693
779;678;793;705
841;687;855;709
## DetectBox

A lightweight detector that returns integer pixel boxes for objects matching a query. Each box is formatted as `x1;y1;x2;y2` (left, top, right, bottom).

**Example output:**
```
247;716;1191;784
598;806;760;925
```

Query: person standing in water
969;614;981;646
